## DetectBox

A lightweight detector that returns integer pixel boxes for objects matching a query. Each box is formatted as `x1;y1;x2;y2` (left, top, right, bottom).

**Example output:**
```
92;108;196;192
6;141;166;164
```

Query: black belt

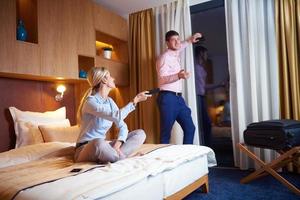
159;90;182;96
75;141;88;149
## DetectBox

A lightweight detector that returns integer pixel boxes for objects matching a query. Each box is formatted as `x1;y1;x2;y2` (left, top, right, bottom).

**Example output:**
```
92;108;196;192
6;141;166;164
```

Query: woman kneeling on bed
74;67;150;164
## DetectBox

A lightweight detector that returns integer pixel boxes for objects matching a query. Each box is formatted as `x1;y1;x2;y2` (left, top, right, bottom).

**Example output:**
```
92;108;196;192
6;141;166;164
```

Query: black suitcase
244;119;300;150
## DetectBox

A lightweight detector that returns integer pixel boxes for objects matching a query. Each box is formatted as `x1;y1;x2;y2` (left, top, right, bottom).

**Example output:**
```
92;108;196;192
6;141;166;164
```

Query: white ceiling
93;0;209;18
93;0;174;18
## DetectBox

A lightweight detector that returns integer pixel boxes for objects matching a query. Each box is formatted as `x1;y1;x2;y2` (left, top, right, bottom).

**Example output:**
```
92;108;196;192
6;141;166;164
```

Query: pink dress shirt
156;41;189;93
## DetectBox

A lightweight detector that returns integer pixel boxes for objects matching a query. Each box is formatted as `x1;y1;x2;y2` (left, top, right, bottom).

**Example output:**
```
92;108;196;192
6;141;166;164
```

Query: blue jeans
197;95;212;146
157;92;195;144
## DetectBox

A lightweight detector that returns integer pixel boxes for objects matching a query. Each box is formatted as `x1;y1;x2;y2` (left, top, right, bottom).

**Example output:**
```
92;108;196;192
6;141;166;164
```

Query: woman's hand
133;91;151;105
113;140;124;157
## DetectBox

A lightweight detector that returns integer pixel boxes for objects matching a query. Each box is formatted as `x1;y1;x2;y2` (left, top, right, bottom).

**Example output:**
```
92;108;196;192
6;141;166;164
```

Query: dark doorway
191;0;234;167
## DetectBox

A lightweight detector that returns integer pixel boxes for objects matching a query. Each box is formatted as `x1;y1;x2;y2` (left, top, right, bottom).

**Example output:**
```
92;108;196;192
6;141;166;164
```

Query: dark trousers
197;95;212;146
157;92;195;144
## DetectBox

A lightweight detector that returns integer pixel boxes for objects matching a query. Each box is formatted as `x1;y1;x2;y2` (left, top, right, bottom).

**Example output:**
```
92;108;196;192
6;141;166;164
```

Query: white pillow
8;107;68;148
14;119;70;148
9;107;66;123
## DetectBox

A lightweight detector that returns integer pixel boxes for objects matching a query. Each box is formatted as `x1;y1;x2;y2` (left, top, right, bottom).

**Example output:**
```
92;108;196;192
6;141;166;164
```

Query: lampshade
56;85;66;93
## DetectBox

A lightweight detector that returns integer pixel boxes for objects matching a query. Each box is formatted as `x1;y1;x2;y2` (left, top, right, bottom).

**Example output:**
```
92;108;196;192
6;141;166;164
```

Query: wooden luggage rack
237;143;300;195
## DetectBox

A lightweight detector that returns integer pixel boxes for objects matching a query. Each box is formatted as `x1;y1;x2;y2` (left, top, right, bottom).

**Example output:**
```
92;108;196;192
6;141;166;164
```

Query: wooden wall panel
0;1;131;150
76;0;95;57
113;42;128;64
93;3;128;41
0;0;17;73
0;77;76;152
0;0;129;82
95;56;129;86
0;1;40;75
15;41;40;75
74;81;89;119
39;0;78;78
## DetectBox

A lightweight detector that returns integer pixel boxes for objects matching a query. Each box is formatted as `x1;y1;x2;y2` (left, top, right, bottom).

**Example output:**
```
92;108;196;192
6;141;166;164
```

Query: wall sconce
55;85;66;101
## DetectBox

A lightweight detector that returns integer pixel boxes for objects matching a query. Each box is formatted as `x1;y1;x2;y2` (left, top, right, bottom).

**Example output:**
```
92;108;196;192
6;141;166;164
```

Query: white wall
95;0;213;18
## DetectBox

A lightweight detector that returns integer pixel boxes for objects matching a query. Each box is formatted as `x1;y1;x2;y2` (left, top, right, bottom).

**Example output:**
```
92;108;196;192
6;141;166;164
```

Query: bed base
164;174;209;200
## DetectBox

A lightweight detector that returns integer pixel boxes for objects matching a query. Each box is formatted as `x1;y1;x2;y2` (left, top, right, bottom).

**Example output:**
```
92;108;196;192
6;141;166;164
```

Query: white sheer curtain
154;0;200;145
225;0;280;169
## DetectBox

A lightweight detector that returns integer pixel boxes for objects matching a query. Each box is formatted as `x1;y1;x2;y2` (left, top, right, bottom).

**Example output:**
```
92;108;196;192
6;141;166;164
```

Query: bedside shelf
78;55;95;79
16;0;38;44
0;72;87;83
96;56;127;65
95;30;128;64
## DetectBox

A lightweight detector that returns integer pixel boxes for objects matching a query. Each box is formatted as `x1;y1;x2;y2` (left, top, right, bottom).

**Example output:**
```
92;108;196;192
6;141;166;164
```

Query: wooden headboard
0;77;76;152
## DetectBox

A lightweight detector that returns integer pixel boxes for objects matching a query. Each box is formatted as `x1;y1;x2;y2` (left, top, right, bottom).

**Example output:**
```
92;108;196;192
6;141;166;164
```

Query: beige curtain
276;0;300;173
276;0;300;119
128;9;159;144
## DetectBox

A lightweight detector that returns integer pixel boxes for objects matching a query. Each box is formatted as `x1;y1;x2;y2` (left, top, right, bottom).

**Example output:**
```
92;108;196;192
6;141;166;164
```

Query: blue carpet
184;167;300;200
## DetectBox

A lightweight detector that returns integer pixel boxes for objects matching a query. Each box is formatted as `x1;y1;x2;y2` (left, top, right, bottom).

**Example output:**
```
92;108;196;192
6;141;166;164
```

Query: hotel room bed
0;142;216;200
0;81;217;199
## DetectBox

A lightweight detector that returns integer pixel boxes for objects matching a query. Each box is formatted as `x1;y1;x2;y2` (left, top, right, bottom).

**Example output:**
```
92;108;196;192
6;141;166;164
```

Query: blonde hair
77;67;109;123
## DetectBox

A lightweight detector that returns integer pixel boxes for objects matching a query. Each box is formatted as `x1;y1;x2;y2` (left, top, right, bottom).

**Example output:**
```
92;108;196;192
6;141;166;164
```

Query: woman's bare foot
129;152;145;157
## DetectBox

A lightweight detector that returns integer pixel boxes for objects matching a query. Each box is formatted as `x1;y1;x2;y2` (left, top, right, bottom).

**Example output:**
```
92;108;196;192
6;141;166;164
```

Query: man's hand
188;33;202;43
178;69;190;80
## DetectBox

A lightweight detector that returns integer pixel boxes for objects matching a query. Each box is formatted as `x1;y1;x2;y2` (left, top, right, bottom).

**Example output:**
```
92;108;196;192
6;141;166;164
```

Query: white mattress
163;154;208;197
100;155;208;200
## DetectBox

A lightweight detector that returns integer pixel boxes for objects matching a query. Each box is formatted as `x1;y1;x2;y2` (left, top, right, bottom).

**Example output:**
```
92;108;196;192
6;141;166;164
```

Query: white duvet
0;142;216;200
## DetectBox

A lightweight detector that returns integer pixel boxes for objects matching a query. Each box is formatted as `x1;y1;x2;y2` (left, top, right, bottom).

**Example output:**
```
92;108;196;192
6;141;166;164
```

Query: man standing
156;30;202;144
